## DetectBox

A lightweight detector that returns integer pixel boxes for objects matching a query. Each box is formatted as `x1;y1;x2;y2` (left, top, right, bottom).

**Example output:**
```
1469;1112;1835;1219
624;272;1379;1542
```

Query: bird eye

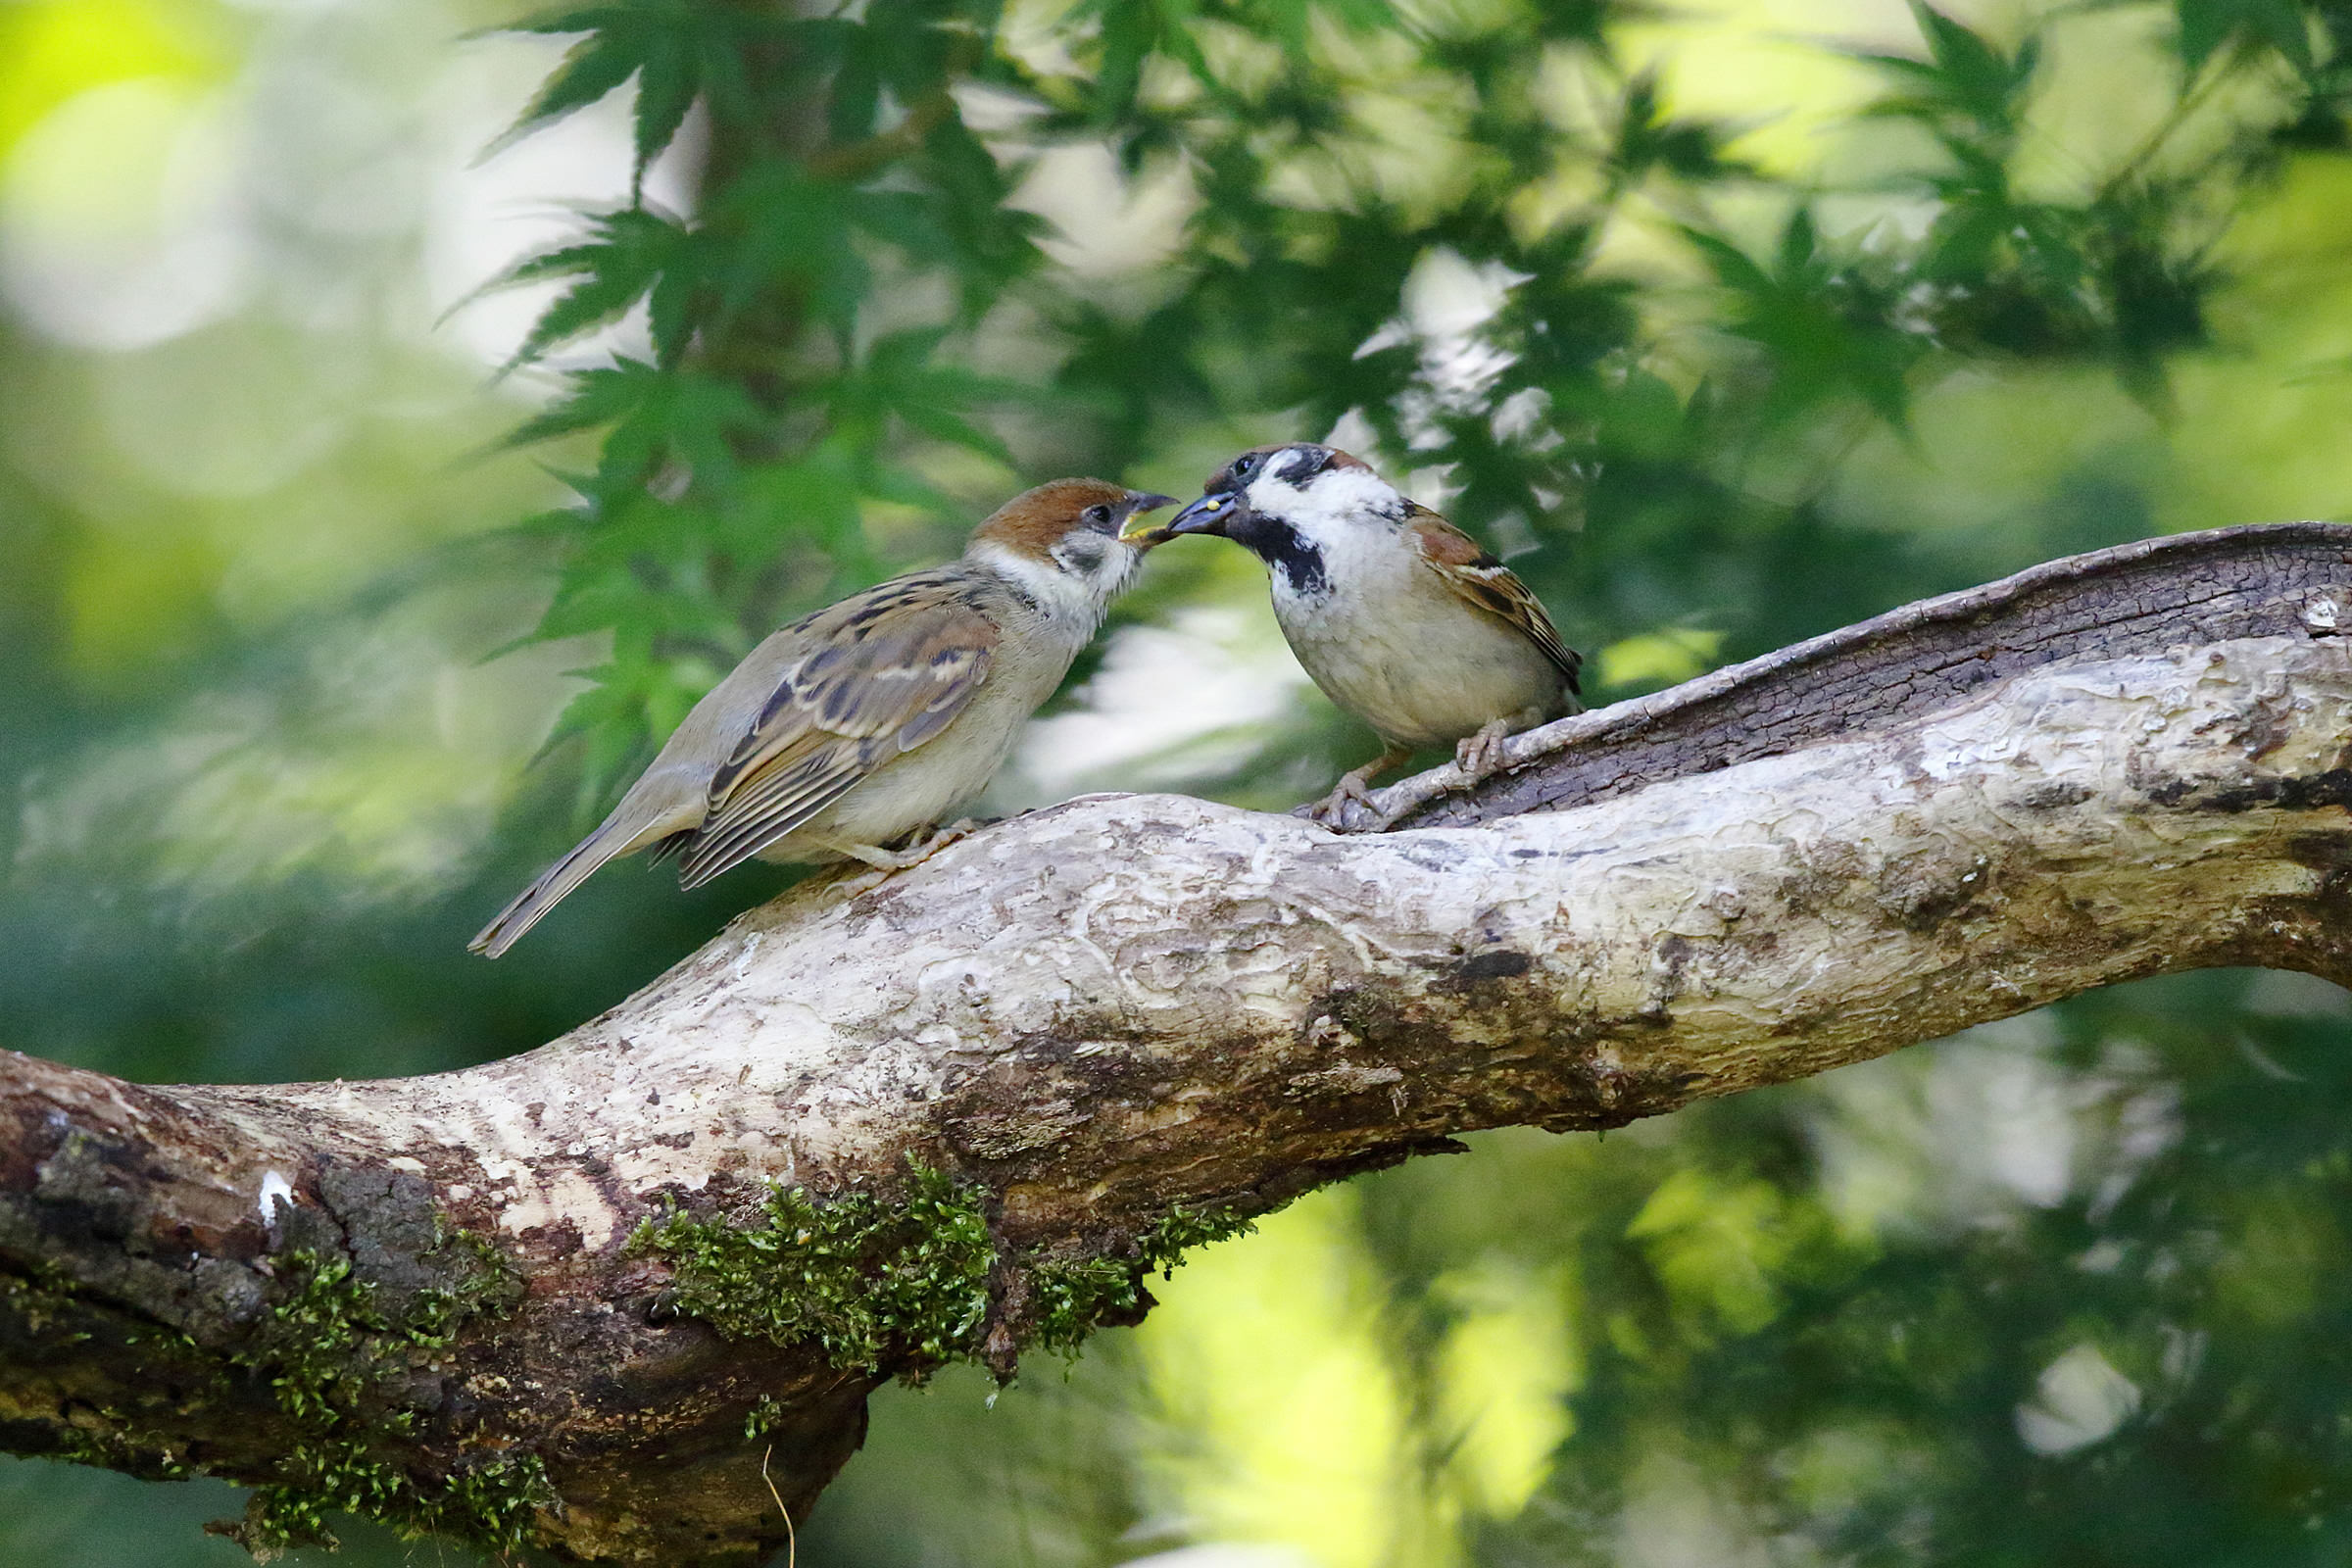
1083;504;1112;526
1232;453;1259;478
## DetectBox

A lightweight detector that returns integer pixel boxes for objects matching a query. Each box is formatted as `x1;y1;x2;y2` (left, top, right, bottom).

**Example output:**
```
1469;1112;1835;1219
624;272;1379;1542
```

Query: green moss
634;1161;995;1373
1029;1204;1256;1354
12;1211;537;1558
248;1250;383;1425
1027;1257;1138;1354
0;1260;85;1339
211;1225;541;1559
405;1225;527;1348
1139;1203;1257;1268
51;1420;192;1480
223;1447;553;1561
638;1169;1258;1374
226;1484;338;1559
238;1222;520;1401
743;1394;788;1443
439;1453;558;1552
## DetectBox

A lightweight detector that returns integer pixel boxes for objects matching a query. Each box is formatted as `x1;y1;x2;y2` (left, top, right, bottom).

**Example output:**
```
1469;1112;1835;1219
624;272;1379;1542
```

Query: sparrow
1150;444;1581;824
469;478;1176;956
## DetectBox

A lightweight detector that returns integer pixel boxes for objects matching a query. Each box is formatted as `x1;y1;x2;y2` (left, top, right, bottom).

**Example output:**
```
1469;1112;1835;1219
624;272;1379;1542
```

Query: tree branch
8;523;2352;1564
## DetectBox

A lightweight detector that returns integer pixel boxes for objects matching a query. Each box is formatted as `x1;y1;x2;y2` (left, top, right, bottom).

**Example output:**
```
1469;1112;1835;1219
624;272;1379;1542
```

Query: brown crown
969;477;1138;556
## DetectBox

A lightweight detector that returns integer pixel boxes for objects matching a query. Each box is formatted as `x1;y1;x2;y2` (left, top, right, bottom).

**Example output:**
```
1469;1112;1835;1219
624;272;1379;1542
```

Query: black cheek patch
1235;514;1327;596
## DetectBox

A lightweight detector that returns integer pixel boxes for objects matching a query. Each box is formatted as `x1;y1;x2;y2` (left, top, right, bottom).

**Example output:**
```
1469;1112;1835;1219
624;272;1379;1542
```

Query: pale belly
1278;574;1568;749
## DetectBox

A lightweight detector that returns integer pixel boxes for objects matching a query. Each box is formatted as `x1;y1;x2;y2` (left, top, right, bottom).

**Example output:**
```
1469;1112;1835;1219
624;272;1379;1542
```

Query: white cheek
1054;543;1134;590
1247;466;1403;534
1246;466;1407;577
1076;550;1139;609
971;539;1126;626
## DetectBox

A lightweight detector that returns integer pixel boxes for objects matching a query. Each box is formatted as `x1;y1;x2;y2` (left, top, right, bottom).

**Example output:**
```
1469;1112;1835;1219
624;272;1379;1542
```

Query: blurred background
3;0;2352;1562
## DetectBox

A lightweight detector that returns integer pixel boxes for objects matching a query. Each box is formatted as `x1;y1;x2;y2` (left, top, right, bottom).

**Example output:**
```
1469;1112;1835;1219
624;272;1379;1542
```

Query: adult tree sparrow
470;479;1175;956
1153;444;1581;823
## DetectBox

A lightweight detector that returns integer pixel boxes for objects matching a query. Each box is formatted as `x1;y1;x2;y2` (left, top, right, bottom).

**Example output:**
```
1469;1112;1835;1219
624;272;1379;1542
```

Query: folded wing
1403;507;1583;694
677;571;999;887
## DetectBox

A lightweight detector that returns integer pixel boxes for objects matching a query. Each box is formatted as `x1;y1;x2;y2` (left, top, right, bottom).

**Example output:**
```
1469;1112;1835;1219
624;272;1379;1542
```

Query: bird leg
1452;718;1518;787
1304;743;1416;830
816;820;981;895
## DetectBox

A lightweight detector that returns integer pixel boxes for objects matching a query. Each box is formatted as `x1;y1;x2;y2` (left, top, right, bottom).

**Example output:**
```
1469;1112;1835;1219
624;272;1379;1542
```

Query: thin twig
761;1446;797;1568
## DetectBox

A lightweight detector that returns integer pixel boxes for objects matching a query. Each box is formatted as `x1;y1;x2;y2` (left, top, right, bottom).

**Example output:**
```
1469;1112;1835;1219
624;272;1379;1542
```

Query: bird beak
1117;492;1181;547
1152;492;1238;542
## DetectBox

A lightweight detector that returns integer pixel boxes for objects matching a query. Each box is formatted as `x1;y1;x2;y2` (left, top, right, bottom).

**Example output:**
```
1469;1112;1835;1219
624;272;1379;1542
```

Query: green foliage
237;1229;520;1424
741;1394;788;1444
482;0;1072;809
1441;976;2352;1565
245;1251;385;1427
226;1446;552;1561
1025;1255;1133;1355
482;0;2349;821
1;1231;533;1561
404;1227;529;1348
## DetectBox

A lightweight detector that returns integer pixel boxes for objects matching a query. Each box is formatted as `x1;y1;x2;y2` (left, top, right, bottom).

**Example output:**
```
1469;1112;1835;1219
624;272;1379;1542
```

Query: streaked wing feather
710;572;997;794
1404;507;1583;693
684;570;999;880
677;747;872;888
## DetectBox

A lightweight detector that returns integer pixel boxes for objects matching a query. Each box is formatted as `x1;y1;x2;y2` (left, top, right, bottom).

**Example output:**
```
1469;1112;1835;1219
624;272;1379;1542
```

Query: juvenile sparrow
470;479;1176;956
1153;444;1581;823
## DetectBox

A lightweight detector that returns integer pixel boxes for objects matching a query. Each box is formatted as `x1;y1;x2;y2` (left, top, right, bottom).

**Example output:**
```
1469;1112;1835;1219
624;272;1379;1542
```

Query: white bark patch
257;1170;294;1233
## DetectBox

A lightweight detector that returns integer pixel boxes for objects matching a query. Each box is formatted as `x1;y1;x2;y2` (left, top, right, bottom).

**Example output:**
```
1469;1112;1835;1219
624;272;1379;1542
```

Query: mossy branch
7;526;2352;1564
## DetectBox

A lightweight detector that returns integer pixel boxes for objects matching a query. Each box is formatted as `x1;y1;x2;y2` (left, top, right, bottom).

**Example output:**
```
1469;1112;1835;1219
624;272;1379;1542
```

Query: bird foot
1304;764;1400;832
1452;719;1517;788
824;820;981;896
1307;770;1373;832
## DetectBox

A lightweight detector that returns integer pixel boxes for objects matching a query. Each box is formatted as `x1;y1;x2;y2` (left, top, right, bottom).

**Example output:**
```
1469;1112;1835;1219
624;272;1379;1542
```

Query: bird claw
1304;769;1396;832
1452;720;1516;788
1299;743;1415;832
834;864;894;898
919;816;984;852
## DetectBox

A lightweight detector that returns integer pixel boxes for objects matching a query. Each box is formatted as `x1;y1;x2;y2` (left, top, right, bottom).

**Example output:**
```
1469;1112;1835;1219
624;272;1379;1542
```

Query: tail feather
468;823;645;958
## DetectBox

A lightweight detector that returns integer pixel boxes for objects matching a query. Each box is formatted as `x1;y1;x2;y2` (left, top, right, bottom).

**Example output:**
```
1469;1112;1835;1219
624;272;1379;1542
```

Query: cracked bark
7;522;2352;1565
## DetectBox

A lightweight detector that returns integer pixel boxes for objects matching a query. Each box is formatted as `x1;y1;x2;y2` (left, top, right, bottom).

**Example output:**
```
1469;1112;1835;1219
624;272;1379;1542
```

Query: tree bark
7;522;2352;1565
